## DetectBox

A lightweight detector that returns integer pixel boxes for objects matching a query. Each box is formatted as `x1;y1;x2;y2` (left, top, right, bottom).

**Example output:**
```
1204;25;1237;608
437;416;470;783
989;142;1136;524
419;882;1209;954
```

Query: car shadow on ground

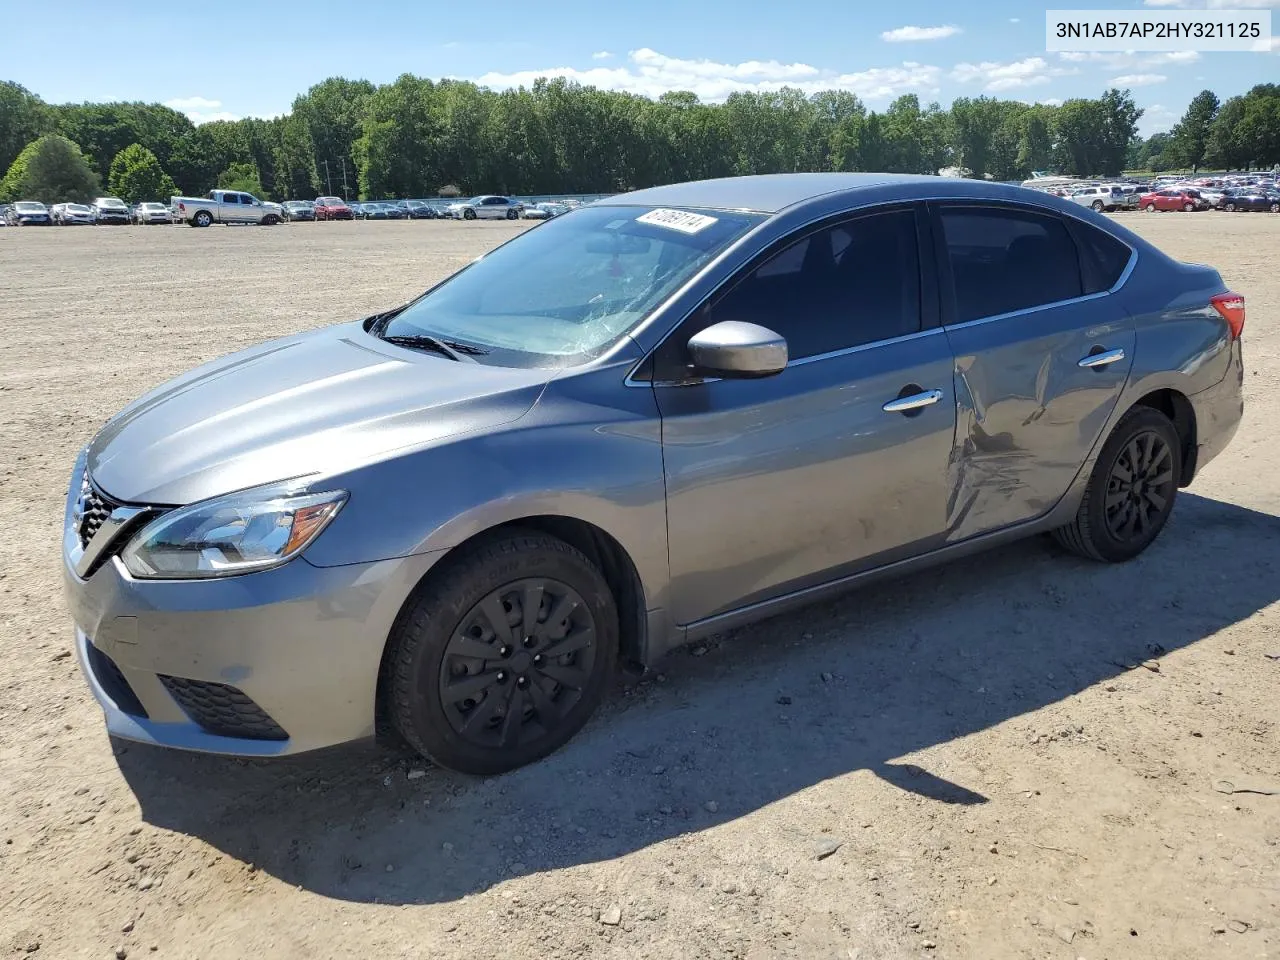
114;491;1280;905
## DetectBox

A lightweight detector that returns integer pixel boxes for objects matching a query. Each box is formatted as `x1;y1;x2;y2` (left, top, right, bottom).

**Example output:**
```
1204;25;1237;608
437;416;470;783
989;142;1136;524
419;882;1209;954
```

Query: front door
930;201;1135;542
655;206;959;627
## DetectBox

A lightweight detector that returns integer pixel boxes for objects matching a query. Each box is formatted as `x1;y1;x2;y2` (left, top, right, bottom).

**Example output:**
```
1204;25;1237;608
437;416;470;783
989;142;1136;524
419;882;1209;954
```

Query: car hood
87;322;551;505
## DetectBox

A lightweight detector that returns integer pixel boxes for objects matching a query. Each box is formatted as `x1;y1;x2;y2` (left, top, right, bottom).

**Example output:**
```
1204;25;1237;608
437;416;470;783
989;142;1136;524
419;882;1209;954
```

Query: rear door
656;205;959;626
929;201;1135;542
218;192;239;221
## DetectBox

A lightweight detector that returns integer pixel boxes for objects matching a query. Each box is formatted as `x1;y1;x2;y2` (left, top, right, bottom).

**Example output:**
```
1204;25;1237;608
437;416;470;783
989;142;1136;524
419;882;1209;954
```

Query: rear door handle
1078;347;1126;368
882;389;943;414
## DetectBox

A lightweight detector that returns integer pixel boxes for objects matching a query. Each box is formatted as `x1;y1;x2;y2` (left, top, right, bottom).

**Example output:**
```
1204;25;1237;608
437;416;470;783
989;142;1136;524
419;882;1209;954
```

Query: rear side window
223;194;239;204
938;207;1082;324
1069;221;1133;294
705;209;921;359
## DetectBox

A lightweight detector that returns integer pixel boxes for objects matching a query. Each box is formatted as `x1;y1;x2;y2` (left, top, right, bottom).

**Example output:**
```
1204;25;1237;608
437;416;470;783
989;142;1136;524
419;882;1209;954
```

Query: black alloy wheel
387;531;618;774
1052;406;1181;562
438;578;599;750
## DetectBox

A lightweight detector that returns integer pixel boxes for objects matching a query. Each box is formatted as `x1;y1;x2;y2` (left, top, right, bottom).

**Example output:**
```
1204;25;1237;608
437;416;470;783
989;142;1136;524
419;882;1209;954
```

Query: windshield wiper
380;333;489;361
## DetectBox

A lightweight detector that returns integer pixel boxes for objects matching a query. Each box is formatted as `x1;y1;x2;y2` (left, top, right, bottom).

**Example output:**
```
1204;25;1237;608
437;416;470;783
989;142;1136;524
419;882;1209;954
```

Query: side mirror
687;321;788;379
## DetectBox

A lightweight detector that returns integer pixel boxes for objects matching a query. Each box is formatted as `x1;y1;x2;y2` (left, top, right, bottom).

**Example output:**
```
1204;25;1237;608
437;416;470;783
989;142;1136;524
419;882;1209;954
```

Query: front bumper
63;462;444;756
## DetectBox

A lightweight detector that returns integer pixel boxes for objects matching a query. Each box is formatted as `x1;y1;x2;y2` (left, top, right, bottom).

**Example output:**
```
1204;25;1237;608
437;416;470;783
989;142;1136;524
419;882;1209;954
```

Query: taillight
178;202;185;211
1210;292;1245;340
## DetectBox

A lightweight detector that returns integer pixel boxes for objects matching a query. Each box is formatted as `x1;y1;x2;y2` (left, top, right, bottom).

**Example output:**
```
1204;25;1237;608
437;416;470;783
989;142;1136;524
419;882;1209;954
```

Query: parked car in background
445;195;523;220
51;203;96;225
1139;189;1209;212
6;200;52;225
61;173;1245;775
133;202;172;224
349;202;364;218
382;202;406;220
1067;184;1135;212
92;197;130;224
402;200;437;219
170;190;283;227
1217;189;1280;213
522;201;569;220
360;202;389;220
282;201;316;222
314;196;353;221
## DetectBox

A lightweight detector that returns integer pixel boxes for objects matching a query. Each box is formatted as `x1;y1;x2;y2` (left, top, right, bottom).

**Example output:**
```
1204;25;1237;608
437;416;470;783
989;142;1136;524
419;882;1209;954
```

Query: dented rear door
929;202;1135;542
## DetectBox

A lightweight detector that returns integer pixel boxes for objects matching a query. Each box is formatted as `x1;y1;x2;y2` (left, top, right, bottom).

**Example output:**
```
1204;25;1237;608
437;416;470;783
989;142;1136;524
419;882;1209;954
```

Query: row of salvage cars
1;198;175;226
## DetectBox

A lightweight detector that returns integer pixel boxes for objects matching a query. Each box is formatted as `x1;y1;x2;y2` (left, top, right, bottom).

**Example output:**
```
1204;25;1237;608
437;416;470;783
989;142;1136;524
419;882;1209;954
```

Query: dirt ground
0;214;1277;960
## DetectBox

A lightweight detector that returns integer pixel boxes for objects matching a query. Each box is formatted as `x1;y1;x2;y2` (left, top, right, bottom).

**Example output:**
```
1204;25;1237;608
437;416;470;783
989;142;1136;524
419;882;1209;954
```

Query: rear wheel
192;210;213;227
1052;407;1181;563
1091;200;1105;212
1225;202;1236;212
1183;202;1195;212
387;531;618;775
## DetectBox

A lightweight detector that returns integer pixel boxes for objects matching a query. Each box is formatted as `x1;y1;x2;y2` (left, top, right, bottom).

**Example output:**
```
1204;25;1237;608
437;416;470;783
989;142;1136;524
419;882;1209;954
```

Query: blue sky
6;0;1278;135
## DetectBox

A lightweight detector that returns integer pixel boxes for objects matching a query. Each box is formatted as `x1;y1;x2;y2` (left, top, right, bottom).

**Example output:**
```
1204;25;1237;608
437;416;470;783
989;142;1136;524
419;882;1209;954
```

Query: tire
1051;407;1182;563
1183;202;1194;212
1270;203;1279;213
463;207;477;220
1225;203;1236;212
1092;200;1104;212
262;214;279;225
1144;202;1156;212
506;208;518;220
192;210;213;228
387;531;619;775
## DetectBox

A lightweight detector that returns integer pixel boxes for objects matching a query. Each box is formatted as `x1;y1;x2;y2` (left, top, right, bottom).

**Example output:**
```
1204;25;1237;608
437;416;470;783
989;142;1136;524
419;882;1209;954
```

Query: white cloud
880;25;961;42
1144;0;1278;6
591;50;613;60
473;48;941;103
1110;73;1168;86
951;57;1073;92
1009;17;1021;23
164;96;240;124
1038;97;1064;106
1140;103;1180;135
1058;50;1199;68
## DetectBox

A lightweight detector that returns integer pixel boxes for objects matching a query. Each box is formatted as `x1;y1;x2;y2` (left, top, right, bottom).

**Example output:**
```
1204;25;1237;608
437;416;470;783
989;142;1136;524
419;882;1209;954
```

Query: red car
314;196;354;221
1139;189;1210;213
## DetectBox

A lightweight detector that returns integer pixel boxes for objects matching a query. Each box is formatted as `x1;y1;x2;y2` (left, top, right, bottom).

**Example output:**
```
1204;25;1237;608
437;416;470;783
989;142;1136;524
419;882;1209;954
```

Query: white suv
1067;185;1133;212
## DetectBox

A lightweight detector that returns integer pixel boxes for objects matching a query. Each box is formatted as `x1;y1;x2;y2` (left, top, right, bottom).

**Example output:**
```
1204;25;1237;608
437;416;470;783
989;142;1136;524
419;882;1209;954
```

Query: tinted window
938;207;1082;324
704;209;921;359
222;194;239;204
1069;221;1132;294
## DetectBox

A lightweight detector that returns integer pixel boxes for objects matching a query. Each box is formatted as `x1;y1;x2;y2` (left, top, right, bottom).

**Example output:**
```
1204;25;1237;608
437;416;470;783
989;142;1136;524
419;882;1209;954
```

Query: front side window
699;209;922;360
938;206;1082;324
376;205;764;368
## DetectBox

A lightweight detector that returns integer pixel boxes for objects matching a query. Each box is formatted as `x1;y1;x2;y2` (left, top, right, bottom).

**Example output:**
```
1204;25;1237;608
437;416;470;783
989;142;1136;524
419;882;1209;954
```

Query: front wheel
1183;202;1195;212
1225;203;1236;212
1144;202;1156;212
386;531;619;775
462;207;477;220
1052;407;1181;563
262;214;279;225
1270;202;1279;213
506;208;518;220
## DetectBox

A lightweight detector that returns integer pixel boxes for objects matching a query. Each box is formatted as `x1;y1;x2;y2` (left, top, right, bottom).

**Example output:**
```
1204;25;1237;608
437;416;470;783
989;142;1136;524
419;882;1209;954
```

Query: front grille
77;476;116;548
158;676;288;741
85;642;148;718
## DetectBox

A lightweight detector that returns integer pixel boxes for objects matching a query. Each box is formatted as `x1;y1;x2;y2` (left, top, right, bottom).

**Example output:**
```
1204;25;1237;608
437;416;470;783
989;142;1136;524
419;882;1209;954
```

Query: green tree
107;142;178;203
1207;96;1249;170
0;81;54;175
216;161;266;197
1169;90;1218;172
0;133;99;203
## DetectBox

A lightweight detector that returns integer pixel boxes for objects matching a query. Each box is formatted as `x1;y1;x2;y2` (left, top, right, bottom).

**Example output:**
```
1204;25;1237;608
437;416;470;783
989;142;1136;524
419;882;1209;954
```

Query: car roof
598;173;1040;214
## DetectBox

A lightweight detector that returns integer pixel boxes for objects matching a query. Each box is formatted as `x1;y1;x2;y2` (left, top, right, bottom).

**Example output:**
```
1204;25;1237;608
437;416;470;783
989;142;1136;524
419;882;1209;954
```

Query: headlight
121;486;347;579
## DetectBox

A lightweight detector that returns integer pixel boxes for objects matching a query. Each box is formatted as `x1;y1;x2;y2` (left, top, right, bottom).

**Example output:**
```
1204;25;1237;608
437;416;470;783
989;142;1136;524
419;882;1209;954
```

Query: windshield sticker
636;208;719;234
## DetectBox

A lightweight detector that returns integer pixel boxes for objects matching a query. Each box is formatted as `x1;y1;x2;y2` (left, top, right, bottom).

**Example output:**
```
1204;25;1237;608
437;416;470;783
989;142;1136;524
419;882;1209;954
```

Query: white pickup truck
170;190;282;227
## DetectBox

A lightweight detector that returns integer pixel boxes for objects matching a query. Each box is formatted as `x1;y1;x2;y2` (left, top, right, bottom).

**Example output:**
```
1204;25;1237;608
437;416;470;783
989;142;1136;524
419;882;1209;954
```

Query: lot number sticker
635;208;719;234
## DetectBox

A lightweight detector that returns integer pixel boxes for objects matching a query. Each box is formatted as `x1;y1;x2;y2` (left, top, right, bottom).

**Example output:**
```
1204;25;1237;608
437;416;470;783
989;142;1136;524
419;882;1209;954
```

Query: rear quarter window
1068;220;1133;294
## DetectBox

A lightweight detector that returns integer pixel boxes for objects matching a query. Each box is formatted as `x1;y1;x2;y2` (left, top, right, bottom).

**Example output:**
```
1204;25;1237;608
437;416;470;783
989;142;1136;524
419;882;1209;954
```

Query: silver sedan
64;174;1245;774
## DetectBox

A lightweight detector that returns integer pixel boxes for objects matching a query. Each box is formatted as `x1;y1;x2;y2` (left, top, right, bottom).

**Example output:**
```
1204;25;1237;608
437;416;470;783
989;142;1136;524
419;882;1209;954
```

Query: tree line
2;76;1278;204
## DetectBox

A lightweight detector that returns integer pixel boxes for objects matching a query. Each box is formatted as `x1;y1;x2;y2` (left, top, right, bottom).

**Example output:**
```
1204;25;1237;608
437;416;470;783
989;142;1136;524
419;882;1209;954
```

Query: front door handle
1078;347;1126;368
882;389;943;414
